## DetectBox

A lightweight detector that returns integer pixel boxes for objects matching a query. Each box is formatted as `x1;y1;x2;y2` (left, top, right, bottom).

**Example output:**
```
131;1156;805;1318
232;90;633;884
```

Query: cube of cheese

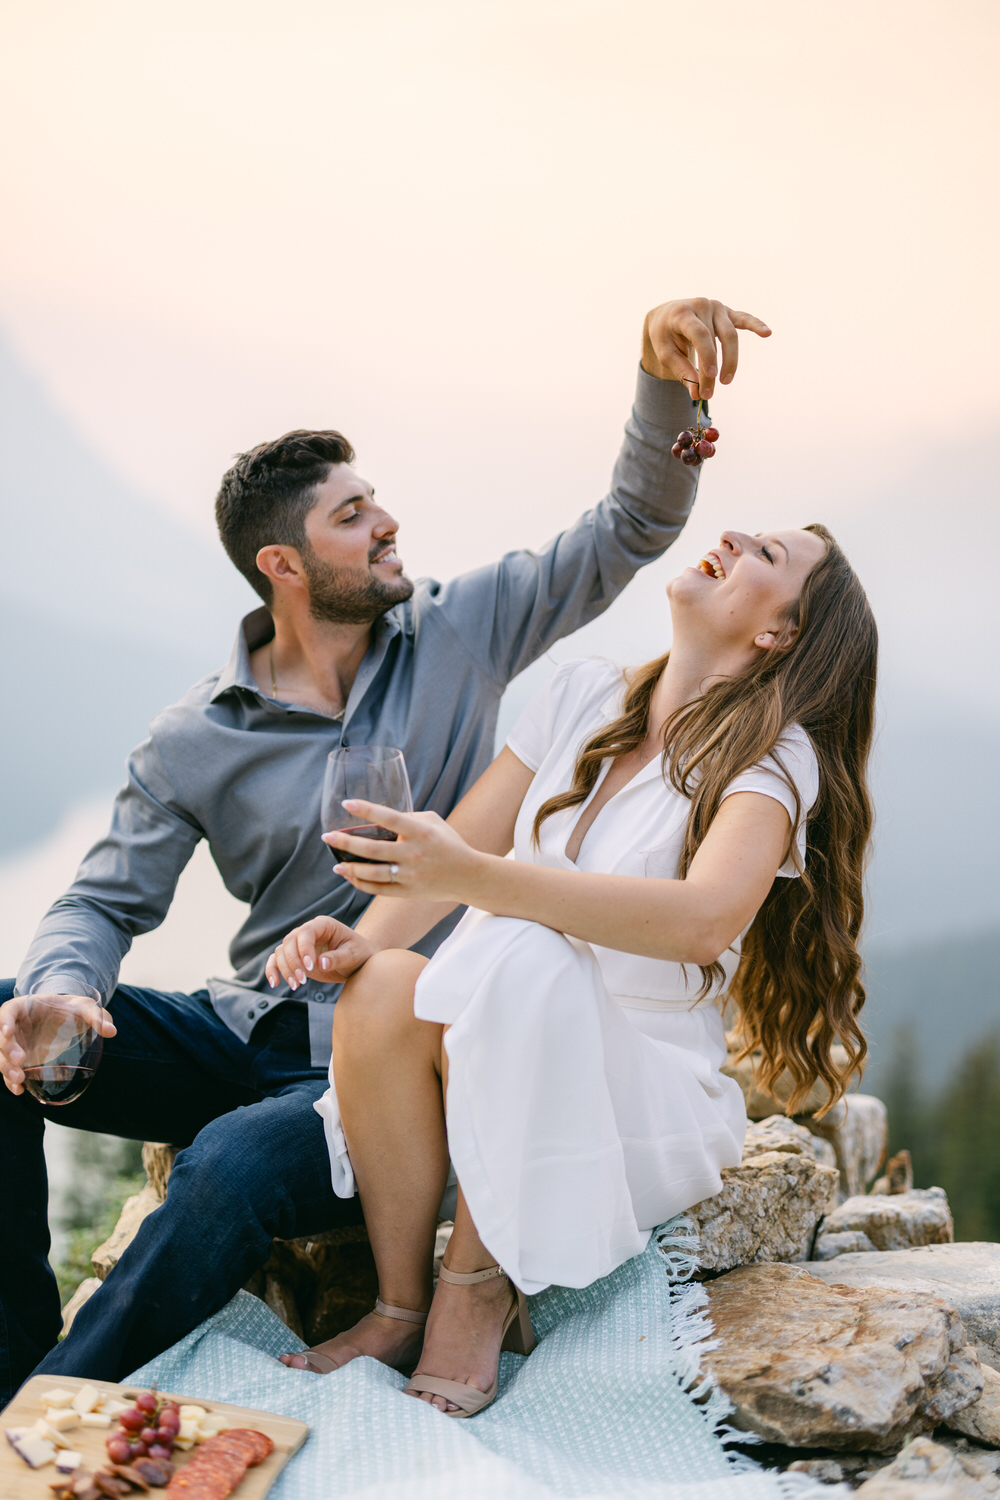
44;1409;80;1433
70;1383;101;1414
79;1411;112;1427
196;1413;230;1439
40;1388;77;1408
55;1449;84;1473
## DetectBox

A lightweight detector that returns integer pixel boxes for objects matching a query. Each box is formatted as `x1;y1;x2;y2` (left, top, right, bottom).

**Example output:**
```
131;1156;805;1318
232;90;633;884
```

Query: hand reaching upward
642;298;771;400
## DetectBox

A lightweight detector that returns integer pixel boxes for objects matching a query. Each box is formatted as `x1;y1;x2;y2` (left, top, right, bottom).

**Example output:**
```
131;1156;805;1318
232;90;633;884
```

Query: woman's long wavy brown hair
533;524;878;1114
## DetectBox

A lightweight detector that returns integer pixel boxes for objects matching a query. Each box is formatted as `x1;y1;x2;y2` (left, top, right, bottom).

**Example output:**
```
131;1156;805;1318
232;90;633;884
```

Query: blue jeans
0;980;363;1406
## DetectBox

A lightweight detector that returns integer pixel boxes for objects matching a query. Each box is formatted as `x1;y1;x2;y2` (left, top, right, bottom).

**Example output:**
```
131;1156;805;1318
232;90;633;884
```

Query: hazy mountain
861;923;999;1095
2;332;257;854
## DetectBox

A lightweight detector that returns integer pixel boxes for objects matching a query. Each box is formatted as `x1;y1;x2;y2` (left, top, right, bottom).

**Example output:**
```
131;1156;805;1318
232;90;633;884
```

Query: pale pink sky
2;0;998;695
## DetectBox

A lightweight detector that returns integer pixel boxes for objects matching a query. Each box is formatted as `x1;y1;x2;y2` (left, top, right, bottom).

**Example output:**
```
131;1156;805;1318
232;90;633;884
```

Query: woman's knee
333;950;430;1057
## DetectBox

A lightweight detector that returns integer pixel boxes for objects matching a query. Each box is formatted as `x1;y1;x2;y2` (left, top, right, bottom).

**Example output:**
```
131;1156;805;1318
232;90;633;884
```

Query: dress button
259;999;269;1010
248;1009;255;1020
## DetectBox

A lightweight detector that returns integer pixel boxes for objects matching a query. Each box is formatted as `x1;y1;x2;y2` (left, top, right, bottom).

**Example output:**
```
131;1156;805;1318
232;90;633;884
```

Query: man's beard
301;545;414;626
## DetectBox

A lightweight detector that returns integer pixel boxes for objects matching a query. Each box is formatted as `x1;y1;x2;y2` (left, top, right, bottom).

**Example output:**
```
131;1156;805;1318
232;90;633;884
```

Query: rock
60;1277;102;1337
91;1183;162;1279
785;1458;846;1483
854;1437;1000;1499
141;1142;177;1201
798;1094;889;1201
946;1361;1000;1447
814;1188;954;1259
872;1149;914;1196
805;1244;1000;1374
743;1115;837;1170
700;1262;983;1452
814;1230;879;1260
263;1272;303;1340
688;1124;839;1271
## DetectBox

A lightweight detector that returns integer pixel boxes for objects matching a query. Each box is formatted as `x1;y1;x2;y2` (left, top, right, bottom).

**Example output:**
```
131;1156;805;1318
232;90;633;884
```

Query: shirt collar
210;607;275;703
209;605;405;706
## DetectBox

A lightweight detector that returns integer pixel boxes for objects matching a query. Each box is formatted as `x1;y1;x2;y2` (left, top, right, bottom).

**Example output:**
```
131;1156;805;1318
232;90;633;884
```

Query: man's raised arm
428;297;770;684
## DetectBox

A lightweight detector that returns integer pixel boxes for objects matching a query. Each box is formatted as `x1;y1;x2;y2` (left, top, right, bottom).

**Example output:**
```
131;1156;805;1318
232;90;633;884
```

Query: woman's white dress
314;658;820;1295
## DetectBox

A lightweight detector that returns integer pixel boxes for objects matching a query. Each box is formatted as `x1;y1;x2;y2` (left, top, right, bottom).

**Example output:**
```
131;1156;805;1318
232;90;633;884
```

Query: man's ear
754;621;799;653
255;544;307;593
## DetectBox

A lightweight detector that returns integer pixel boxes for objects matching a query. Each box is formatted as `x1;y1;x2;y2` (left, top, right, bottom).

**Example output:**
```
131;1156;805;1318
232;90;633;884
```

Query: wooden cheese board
1;1374;309;1499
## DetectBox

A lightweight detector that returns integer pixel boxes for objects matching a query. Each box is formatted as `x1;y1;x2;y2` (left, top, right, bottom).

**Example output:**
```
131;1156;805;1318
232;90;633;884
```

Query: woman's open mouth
698;553;726;580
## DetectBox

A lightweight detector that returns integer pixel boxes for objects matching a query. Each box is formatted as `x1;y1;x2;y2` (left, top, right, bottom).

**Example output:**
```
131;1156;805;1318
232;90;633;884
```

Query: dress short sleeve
720;724;820;878
506;661;583;771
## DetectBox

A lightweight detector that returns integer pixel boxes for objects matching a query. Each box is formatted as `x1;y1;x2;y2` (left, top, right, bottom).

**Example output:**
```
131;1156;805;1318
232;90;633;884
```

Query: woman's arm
335;788;793;967
265;748;535;987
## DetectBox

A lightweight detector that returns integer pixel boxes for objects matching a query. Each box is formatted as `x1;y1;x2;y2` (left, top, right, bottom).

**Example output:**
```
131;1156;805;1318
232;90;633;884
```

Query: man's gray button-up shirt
17;370;702;1067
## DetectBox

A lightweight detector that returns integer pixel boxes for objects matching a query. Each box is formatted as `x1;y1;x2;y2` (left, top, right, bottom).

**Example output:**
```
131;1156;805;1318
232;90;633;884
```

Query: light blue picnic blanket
126;1223;809;1500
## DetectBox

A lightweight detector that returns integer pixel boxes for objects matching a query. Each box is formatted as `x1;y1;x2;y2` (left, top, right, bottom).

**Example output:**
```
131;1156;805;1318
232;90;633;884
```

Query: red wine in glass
322;747;413;867
21;984;106;1106
329;824;399;864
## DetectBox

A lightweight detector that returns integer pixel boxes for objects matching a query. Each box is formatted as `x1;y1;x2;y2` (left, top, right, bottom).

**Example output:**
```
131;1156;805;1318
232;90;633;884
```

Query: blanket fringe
655;1219;852;1500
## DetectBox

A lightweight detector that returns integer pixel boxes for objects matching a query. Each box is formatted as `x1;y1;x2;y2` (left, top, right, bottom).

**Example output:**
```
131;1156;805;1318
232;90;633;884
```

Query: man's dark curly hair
215;429;355;604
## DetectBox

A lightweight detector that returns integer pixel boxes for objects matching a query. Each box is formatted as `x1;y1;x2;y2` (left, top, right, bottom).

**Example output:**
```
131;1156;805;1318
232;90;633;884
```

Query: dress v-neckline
562;753;661;866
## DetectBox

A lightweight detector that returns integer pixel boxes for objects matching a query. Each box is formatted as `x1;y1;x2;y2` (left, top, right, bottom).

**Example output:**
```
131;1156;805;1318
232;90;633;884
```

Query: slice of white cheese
40;1388;77;1408
31;1418;73;1449
7;1429;57;1468
98;1398;129;1417
70;1383;101;1414
55;1449;84;1473
79;1411;112;1428
178;1404;207;1420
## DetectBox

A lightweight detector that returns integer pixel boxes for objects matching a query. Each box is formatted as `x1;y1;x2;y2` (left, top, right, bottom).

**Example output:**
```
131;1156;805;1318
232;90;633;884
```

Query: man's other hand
0;992;116;1097
642;298;771;401
265;917;376;991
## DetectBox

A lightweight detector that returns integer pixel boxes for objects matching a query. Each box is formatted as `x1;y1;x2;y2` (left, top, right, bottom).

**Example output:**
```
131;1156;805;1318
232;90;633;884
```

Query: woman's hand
265;917;376;990
327;799;483;903
642;298;771;400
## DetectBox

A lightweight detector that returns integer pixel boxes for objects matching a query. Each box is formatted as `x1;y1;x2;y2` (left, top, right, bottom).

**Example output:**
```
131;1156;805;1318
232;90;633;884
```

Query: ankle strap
374;1297;428;1325
437;1263;506;1287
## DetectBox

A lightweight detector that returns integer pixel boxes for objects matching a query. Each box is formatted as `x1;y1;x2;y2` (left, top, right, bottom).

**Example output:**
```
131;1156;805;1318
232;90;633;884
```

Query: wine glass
21;981;106;1105
322;746;413;866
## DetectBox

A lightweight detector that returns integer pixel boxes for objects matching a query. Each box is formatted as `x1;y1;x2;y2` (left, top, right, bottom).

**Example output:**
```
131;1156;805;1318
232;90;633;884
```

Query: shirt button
248;1009;255;1020
259;999;269;1010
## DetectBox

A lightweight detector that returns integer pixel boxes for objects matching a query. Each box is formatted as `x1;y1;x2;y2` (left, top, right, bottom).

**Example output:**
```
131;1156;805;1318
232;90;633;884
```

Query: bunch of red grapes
105;1389;181;1465
672;420;720;468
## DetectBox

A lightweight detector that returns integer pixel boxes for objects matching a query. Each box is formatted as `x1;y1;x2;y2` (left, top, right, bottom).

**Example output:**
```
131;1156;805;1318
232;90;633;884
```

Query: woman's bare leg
409;1036;520;1412
281;949;448;1373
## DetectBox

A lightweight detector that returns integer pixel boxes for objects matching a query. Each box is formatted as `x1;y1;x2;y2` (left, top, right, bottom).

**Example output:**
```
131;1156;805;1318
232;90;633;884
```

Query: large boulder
805;1243;1000;1373
688;1120;839;1271
699;1262;983;1452
814;1186;954;1259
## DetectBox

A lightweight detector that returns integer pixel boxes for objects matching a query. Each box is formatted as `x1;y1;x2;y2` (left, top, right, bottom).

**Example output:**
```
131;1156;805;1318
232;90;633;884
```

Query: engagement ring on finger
389;864;400;882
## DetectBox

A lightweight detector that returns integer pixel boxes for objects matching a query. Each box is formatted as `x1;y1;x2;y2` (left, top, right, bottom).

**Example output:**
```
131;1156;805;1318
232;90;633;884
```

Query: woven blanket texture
126;1224;809;1500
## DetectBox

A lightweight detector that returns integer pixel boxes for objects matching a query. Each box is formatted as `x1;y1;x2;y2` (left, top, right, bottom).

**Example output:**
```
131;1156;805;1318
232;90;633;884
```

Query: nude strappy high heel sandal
403;1263;537;1417
284;1297;427;1374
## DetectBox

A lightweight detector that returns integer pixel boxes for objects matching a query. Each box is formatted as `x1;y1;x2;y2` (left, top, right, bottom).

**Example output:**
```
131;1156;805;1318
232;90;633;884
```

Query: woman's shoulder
506;658;624;771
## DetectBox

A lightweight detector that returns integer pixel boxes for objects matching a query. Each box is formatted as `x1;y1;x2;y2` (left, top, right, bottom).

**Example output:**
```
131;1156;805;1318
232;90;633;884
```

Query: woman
266;520;877;1417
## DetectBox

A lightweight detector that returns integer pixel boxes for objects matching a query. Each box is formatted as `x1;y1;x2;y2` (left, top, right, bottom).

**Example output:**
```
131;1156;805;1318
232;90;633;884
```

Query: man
0;297;769;1405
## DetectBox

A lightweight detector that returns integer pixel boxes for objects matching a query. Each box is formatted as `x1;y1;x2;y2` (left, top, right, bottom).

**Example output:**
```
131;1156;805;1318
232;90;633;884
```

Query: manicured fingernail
707;365;718;377
296;969;306;985
342;799;359;809
321;955;331;970
304;956;313;971
268;974;276;988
